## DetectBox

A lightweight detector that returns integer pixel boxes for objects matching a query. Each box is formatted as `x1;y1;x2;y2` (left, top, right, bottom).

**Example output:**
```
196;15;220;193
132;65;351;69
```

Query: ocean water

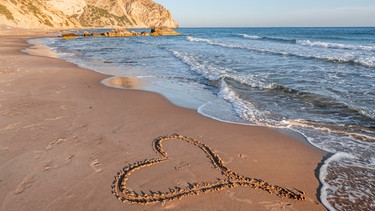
38;27;375;210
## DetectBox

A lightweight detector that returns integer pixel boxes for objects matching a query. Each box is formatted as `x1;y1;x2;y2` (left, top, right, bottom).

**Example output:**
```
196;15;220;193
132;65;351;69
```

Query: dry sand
0;34;328;210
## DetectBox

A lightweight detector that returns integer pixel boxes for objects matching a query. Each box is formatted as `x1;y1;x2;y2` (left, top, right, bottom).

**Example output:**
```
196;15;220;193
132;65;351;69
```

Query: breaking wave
187;36;375;68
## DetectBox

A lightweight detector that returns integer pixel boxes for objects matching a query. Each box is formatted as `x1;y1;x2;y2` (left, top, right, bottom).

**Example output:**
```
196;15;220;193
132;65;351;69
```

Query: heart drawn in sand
111;134;306;205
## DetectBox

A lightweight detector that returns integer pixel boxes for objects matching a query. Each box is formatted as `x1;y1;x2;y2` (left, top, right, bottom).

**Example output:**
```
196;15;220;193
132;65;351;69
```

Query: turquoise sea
38;27;375;210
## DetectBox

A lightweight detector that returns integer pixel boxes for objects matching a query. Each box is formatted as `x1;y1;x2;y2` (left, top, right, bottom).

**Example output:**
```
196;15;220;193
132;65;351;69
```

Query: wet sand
0;33;328;210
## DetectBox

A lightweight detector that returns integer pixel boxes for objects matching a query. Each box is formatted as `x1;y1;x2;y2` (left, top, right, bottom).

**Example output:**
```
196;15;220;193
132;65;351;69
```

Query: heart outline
111;134;305;205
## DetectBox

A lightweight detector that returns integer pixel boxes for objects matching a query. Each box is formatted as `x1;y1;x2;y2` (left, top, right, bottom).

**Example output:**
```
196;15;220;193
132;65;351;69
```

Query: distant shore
0;31;328;210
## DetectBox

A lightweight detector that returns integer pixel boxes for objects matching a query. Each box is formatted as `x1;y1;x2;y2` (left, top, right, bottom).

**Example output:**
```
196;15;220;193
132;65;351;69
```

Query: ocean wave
217;79;375;211
217;79;270;125
319;152;356;211
319;152;375;211
217;78;375;211
265;83;375;129
186;36;215;44
357;106;375;121
171;50;230;81
240;34;375;52
187;35;375;68
240;34;262;40
283;119;375;144
240;34;296;44
314;55;375;68
217;80;375;146
353;57;375;68
297;39;375;51
170;47;375;125
264;82;302;95
217;76;375;143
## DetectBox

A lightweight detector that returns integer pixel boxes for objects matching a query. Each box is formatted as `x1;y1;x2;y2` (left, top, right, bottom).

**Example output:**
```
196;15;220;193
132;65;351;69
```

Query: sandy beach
0;33;328;210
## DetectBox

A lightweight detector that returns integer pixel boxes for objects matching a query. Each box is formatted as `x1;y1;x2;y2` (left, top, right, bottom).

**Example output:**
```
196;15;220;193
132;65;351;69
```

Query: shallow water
39;27;375;210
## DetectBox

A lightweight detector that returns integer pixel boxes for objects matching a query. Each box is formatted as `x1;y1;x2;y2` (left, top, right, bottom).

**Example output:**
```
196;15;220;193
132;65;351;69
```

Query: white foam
171;50;229;81
189;36;375;68
319;152;357;211
241;34;262;40
186;36;240;50
197;101;251;125
188;35;375;68
282;118;375;144
354;56;375;68
187;36;213;44
297;40;375;51
217;79;273;125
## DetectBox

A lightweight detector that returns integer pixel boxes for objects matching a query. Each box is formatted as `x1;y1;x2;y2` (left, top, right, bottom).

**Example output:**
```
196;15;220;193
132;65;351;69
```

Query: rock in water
62;32;79;40
151;27;180;36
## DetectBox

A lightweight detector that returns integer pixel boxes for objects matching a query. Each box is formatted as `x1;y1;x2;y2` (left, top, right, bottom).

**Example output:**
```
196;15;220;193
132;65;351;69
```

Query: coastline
0;33;328;210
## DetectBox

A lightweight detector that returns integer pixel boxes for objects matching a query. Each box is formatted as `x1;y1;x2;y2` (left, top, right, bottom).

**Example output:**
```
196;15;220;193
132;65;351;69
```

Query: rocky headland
0;0;178;29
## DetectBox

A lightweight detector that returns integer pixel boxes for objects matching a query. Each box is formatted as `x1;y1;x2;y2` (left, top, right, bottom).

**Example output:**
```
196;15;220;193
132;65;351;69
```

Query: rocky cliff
0;0;178;29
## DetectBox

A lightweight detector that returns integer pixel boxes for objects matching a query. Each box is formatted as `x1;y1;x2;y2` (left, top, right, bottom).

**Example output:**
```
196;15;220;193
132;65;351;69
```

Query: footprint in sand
238;153;248;159
259;201;293;210
45;116;63;121
45;136;77;150
226;191;253;204
14;175;36;195
90;156;103;173
0;146;9;150
41;155;75;172
45;138;66;150
0;122;20;132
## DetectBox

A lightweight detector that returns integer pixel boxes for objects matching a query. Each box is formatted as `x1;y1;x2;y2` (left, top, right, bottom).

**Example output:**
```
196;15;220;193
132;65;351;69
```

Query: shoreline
22;37;313;147
0;34;328;210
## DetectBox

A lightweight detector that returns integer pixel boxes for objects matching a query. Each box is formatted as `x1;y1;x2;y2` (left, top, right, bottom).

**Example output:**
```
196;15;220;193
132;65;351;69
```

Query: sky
155;0;375;27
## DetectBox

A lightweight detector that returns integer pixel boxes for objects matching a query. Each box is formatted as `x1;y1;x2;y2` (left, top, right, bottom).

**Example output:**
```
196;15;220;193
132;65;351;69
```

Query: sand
0;33;328;210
